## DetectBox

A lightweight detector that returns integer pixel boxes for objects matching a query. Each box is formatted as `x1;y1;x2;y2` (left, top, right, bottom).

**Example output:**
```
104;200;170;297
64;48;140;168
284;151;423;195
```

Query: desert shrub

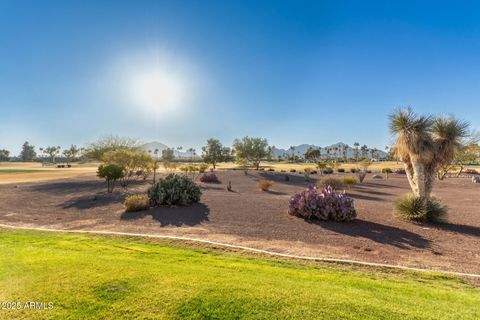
357;172;366;183
323;167;334;174
290;169;296;172
268;168;275;172
382;168;393;173
179;165;202;180
342;176;357;188
200;173;220;183
464;168;479;174
148;174;201;207
97;163;125;193
280;170;286;172
319;177;344;190
163;161;177;171
366;170;372;173
198;164;209;173
124;194;149;212
337;168;345;173
395;194;425;221
102;149;153;187
288;185;356;222
395;168;406;174
258;179;273;191
180;165;199;173
350;168;358;173
394;194;447;223
311;170;318;174
425;198;448;222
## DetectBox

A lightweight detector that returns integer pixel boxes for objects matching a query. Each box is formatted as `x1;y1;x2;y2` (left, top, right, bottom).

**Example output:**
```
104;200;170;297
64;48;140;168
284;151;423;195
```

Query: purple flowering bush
200;173;220;183
288;185;356;222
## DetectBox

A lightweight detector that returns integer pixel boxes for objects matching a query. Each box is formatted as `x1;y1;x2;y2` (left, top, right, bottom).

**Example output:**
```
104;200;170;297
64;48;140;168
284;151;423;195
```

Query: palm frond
432;116;470;166
389;107;434;161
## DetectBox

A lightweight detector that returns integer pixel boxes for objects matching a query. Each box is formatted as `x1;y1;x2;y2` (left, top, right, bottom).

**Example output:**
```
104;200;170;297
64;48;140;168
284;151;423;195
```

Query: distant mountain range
140;141;388;159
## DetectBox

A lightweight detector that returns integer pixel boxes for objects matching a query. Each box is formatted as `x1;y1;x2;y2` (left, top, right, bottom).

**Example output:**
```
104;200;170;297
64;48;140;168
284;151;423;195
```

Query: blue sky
1;0;480;155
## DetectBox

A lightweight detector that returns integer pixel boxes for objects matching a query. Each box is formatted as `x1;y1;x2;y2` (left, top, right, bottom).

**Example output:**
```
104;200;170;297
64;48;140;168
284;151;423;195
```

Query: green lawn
0;169;51;173
0;230;478;319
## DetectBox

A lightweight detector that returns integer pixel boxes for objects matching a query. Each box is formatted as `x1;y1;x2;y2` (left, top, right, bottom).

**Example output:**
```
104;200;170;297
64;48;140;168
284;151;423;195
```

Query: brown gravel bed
0;170;479;274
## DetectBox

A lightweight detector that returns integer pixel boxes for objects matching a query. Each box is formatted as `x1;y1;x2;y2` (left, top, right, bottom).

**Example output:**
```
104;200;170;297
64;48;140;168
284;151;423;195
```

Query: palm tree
289;146;295;161
361;145;368;159
343;144;349;162
353;142;360;164
389;108;469;201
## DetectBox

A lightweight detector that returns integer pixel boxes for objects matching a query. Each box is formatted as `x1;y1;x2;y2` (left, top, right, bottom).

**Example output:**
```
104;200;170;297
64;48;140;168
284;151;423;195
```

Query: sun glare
130;69;185;114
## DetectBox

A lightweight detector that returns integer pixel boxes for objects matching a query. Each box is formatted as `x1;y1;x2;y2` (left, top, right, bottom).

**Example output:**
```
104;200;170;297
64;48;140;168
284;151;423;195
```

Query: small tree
304;147;321;163
454;144;480;176
233;136;271;170
437;143;480;179
63;145;80;165
202;138;231;169
0;149;10;161
390;107;469;203
44;146;61;163
85;135;140;161
316;161;328;175
102;149;154;187
97;163;124;193
161;148;175;162
20;142;36;162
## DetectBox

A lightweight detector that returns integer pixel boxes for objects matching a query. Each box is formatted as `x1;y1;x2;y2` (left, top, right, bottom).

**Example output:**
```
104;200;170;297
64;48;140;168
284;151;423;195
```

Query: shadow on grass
121;203;210;227
310;219;431;249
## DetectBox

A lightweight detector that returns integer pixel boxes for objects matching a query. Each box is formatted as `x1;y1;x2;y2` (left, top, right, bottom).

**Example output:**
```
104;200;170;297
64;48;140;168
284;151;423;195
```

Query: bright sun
130;69;186;114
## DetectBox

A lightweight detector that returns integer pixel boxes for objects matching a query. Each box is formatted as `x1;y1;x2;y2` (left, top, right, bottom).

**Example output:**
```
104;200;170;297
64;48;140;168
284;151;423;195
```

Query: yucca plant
389;108;469;220
394;193;447;223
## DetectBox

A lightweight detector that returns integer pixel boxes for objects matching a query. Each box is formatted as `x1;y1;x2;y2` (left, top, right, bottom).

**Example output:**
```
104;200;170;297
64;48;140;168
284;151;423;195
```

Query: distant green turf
0;169;49;173
0;230;478;319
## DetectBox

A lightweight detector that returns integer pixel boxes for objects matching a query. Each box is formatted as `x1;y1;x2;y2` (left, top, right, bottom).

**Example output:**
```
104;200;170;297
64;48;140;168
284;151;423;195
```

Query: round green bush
394;194;447;223
148;174;202;207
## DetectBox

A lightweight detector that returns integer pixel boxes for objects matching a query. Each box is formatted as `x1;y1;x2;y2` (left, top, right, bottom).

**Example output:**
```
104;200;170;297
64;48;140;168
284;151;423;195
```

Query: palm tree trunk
424;170;434;200
412;161;427;198
404;162;419;196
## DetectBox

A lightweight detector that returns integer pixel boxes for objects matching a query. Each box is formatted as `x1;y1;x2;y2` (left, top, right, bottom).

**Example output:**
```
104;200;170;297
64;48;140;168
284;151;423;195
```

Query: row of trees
283;143;384;163
0;149;10;161
7;130;479;178
2;142;83;163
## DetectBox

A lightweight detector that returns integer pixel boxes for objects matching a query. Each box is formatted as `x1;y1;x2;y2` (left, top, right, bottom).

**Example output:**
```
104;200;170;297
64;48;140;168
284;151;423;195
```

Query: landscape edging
1;222;479;279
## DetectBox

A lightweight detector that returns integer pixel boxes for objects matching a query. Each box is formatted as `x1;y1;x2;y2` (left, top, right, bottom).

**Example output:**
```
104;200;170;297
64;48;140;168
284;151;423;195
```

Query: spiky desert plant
394;193;447;223
389;108;468;202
